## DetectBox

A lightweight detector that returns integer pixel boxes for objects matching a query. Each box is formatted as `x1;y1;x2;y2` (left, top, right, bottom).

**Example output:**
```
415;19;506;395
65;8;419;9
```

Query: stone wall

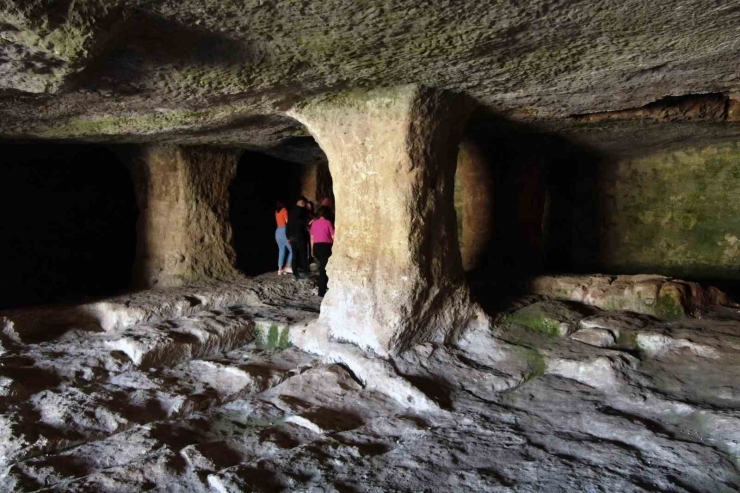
129;145;240;288
599;143;740;281
289;86;484;355
300;162;334;206
451;134;740;288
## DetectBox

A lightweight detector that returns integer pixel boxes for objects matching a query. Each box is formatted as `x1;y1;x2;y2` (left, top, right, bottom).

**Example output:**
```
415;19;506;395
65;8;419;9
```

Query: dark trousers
313;243;332;296
289;236;307;277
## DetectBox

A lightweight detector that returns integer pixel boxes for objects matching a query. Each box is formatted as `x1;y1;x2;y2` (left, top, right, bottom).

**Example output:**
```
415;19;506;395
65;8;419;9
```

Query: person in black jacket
286;196;310;279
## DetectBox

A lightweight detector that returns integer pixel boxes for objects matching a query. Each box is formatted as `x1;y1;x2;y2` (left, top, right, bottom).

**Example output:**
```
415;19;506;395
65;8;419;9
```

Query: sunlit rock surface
0;275;739;491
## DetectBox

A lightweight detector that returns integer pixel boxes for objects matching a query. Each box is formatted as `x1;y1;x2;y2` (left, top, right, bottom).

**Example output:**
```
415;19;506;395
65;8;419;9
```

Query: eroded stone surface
529;274;730;320
2;1;740;152
0;272;318;340
126;145;240;288
0;1;124;93
289;85;485;355
2;281;740;491
571;327;618;348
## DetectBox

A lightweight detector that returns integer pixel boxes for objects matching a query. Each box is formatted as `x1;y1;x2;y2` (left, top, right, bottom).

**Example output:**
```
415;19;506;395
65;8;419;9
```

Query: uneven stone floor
1;276;739;492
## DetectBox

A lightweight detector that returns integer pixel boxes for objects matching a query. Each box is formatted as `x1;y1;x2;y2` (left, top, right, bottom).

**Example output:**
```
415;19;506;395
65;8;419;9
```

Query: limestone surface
126;145;241;288
600;143;740;280
456;138;494;272
528;274;730;320
1;276;739;491
2;1;740;152
289;85;484;355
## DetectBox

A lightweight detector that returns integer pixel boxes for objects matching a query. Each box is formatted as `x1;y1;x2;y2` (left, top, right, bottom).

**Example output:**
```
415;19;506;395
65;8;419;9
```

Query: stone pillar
289;85;484;355
129;145;240;288
300;163;319;202
300;162;334;205
457;139;494;271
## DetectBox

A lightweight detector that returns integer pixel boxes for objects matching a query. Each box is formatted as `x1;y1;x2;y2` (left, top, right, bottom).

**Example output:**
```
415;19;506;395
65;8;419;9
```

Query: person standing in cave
275;201;292;276
320;197;335;223
305;200;316;220
310;206;335;297
287;196;310;280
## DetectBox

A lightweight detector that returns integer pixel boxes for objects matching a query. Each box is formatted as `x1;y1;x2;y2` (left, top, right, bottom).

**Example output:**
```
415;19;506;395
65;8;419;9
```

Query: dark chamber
229;151;303;276
0;143;138;309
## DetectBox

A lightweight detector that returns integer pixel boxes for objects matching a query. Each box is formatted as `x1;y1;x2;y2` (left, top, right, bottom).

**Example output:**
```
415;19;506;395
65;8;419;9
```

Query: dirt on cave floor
1;274;740;492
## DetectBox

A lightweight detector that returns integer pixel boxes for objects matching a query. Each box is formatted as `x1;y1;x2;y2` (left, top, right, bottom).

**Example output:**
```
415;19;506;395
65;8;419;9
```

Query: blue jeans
275;226;292;269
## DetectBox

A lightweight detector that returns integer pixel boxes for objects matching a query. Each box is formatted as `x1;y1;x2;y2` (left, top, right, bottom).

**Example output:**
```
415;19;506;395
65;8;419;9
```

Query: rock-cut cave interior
1;1;740;491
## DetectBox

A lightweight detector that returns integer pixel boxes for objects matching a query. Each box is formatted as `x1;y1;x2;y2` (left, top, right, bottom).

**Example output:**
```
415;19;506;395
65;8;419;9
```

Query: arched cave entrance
0;142;138;309
229;140;331;276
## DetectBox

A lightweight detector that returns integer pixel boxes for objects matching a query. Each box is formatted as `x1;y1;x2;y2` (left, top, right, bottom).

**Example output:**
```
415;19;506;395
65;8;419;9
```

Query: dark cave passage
229;151;304;276
457;116;740;307
0;142;138;309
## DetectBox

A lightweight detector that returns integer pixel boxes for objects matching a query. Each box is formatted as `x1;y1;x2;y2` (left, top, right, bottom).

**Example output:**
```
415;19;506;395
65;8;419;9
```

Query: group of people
275;196;335;297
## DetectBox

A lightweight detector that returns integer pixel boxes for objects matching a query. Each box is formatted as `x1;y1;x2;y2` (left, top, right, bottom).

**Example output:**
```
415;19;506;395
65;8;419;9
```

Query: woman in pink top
310;206;335;297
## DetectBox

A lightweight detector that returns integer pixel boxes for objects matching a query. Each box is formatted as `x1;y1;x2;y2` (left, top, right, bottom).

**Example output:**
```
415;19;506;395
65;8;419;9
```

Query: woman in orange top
275;201;293;275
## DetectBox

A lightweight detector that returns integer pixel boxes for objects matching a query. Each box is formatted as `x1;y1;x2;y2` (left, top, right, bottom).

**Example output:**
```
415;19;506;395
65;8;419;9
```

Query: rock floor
1;275;739;492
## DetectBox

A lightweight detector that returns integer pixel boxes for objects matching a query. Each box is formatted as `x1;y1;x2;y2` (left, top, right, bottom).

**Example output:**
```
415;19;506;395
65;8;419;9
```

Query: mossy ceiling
2;0;740;153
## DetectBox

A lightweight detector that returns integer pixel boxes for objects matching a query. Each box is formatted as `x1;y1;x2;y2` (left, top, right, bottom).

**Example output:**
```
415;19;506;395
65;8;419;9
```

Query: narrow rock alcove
455;114;740;303
454;116;604;306
0;142;138;309
454;138;494;273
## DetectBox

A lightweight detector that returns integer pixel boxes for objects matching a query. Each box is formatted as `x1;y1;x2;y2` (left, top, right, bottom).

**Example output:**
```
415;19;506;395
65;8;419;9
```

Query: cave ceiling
1;0;740;157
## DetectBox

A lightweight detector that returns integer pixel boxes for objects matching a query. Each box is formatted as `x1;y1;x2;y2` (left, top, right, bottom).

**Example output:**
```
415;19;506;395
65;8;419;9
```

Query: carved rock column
289;85;484;355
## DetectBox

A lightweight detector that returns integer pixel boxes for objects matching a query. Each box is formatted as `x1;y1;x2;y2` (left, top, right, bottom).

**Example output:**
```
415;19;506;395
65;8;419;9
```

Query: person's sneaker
283;267;293;275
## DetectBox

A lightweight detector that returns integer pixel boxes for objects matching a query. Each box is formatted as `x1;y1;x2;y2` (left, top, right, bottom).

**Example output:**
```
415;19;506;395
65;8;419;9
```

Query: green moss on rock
255;323;291;350
602;143;740;281
655;291;685;321
503;313;562;336
513;346;547;381
501;301;582;337
32;106;243;139
615;330;638;350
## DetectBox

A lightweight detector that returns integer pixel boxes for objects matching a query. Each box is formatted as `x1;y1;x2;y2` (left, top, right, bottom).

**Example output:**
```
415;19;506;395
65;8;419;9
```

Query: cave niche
0;142;138;309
